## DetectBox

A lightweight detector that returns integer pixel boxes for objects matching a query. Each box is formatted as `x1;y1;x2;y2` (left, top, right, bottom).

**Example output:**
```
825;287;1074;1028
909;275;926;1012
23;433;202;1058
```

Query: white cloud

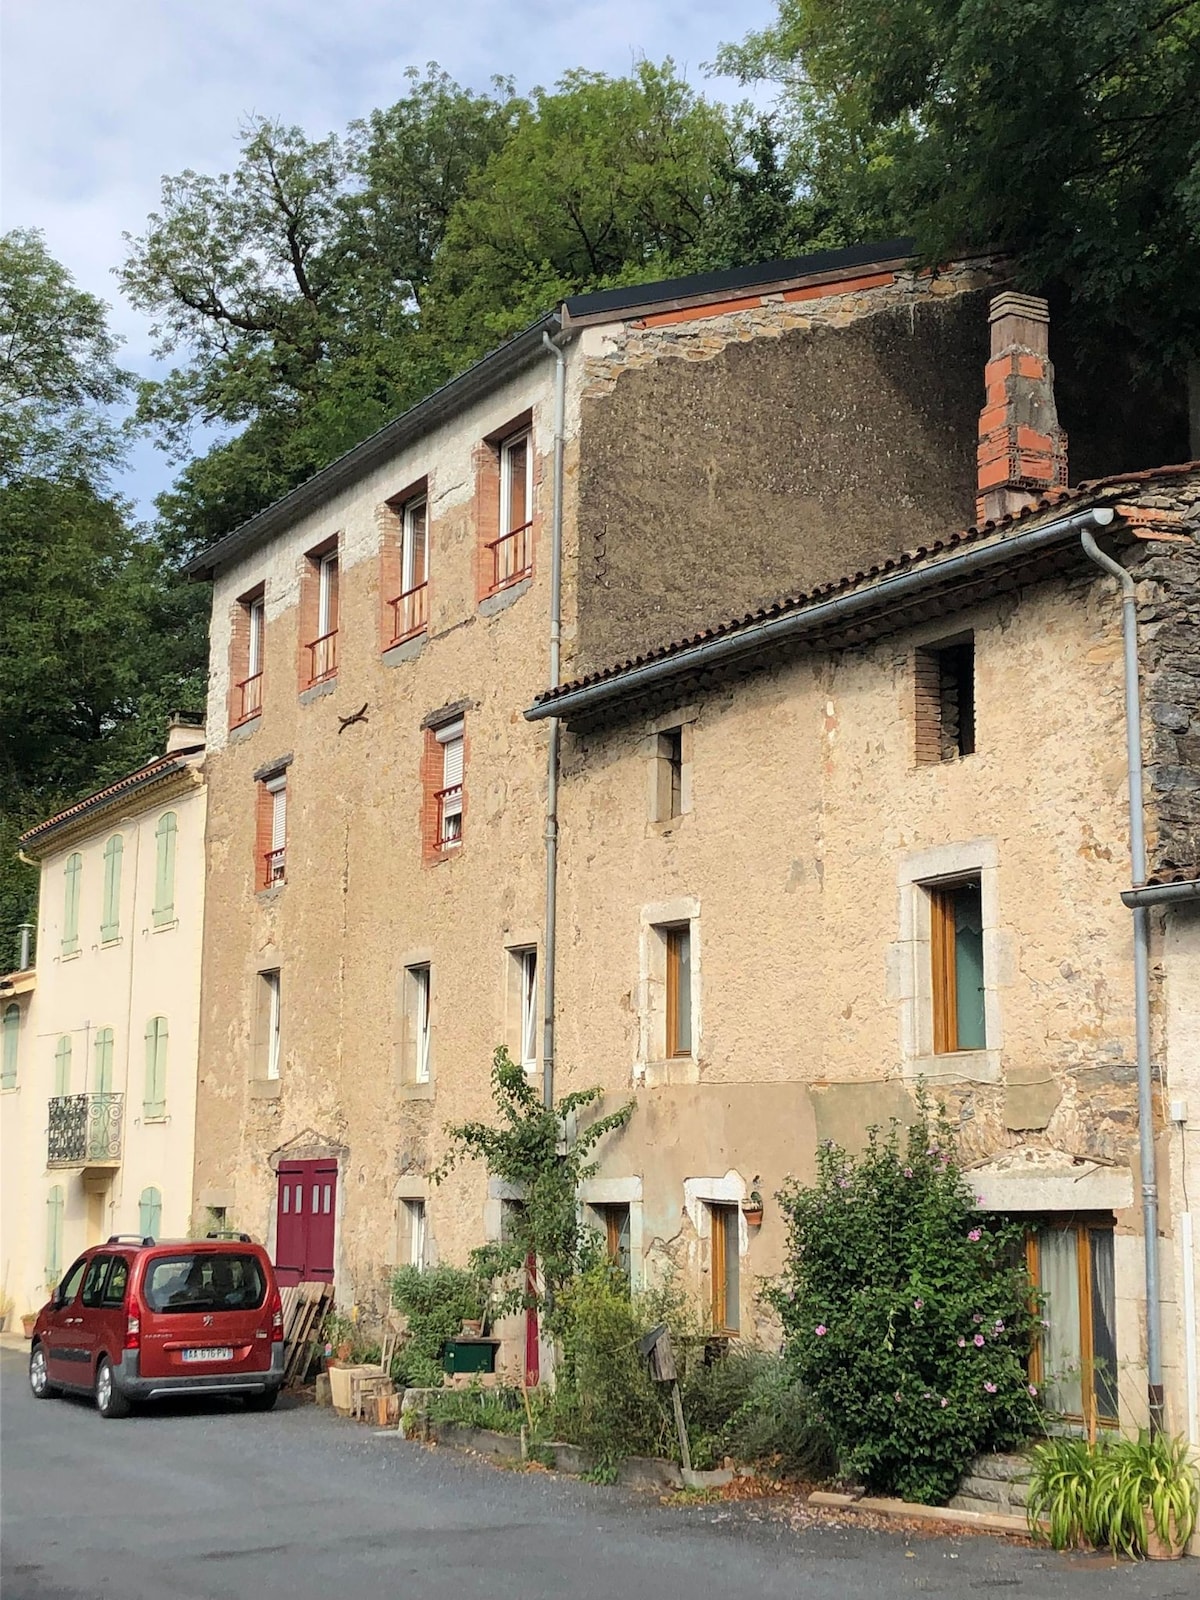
2;0;777;511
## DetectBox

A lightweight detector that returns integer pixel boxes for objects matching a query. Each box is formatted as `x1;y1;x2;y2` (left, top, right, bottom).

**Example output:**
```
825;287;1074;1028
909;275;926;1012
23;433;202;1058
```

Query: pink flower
894;1391;902;1402
994;1319;1005;1332
940;1398;949;1408
957;1337;967;1347
967;1229;982;1242
815;1325;827;1337
903;1167;913;1178
972;1313;983;1324
913;1298;924;1310
974;1334;985;1347
1028;1384;1038;1398
984;1381;998;1394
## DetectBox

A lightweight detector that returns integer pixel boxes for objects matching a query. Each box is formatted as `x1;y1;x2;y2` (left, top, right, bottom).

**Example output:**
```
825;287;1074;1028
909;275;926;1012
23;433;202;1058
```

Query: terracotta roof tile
19;753;200;850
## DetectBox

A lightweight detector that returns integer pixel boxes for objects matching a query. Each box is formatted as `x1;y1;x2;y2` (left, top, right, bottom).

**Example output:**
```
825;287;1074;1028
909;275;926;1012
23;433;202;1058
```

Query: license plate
182;1346;233;1363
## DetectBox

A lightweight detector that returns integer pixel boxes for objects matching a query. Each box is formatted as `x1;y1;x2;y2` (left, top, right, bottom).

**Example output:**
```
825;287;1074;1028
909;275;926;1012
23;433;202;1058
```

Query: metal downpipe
1080;522;1165;1434
540;332;566;1109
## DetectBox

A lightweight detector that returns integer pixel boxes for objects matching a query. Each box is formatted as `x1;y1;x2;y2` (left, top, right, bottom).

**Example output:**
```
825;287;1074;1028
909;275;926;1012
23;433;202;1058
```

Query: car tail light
269;1288;283;1343
124;1313;140;1351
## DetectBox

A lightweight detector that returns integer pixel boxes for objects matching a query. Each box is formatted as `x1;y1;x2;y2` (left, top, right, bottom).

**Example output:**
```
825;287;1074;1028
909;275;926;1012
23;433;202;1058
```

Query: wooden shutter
46;1185;64;1283
144;1016;167;1117
1;1004;18;1089
94;1027;114;1095
101;835;123;941
54;1035;71;1096
153;812;177;925
63;853;82;953
139;1186;162;1239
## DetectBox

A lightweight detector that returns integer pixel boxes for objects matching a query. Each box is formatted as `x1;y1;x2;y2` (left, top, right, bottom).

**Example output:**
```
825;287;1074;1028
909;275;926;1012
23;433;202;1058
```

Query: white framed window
265;774;287;884
499;431;531;539
317;550;338;638
401;1198;427;1269
637;897;701;1085
436;720;464;846
248;595;265;679
260;970;281;1080
406;964;431;1084
402;498;428;596
517;947;538;1069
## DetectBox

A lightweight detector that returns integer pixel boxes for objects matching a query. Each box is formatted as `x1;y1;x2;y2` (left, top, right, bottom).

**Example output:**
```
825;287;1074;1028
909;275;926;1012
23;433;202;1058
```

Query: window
434;719;464;849
300;540;339;687
231;586;266;724
101;1255;130;1304
930;878;986;1052
53;1035;71;1097
139;1187;163;1240
665;925;693;1058
256;971;282;1080
93;1026;114;1094
1;1003;18;1089
81;1254;110;1308
491;430;533;591
45;1186;65;1286
1027;1220;1118;1428
257;772;288;888
62;851;82;955
153;812;178;926
101;834;123;942
388;496;429;644
595;1203;632;1282
710;1203;740;1334
143;1016;168;1117
651;721;694;823
511;947;538;1070
400;1198;427;1269
206;1206;228;1234
915;636;975;763
404;964;432;1084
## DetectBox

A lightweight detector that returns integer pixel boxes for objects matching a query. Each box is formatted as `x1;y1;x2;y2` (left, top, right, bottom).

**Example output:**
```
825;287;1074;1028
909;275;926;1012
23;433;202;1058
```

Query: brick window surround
380;481;430;649
255;768;289;889
474;410;536;603
229;584;265;727
421;717;466;863
298;536;339;690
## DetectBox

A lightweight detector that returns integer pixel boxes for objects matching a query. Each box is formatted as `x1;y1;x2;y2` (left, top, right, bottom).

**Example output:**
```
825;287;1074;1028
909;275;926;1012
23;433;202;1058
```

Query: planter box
432;1424;524;1461
327;1364;378;1414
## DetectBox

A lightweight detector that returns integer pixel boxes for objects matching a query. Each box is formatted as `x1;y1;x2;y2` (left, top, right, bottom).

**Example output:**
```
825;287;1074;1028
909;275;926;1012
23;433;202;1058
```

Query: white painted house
0;716;207;1326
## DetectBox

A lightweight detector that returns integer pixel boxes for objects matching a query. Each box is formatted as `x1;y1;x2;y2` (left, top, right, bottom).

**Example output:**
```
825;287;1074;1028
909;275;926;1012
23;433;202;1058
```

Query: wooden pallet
281;1282;333;1387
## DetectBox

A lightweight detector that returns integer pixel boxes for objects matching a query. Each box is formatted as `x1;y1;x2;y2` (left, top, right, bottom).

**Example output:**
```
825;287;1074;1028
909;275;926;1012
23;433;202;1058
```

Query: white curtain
1038;1229;1083;1417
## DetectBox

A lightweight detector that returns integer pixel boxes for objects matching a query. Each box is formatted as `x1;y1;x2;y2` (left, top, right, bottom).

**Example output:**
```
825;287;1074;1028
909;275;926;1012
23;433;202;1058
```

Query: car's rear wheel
29;1343;58;1399
94;1356;131;1419
243;1387;280;1412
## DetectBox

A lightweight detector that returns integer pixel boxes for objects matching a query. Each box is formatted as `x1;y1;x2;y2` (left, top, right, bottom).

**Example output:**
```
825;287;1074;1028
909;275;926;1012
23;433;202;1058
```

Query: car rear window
142;1253;267;1314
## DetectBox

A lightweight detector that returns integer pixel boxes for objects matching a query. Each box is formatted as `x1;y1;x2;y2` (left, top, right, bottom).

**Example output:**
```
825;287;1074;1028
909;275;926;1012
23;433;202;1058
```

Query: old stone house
184;241;1198;1438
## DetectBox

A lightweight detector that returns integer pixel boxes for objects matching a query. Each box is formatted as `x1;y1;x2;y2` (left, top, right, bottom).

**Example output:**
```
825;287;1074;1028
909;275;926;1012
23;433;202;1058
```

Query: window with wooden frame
490;429;533;592
665;924;693;1058
386;493;429;645
915;635;975;764
403;964;432;1084
651;723;692;823
929;878;986;1052
300;539;339;687
230;586;266;725
709;1203;740;1334
1026;1219;1118;1429
594;1203;632;1282
256;771;288;888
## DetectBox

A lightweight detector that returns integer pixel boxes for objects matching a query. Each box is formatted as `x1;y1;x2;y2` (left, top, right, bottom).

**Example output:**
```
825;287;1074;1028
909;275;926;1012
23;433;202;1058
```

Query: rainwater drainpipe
540;330;566;1109
1080;516;1166;1435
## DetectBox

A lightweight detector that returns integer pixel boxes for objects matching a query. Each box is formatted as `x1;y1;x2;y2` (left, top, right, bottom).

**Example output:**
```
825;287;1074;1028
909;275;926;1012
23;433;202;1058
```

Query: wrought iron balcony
47;1092;124;1169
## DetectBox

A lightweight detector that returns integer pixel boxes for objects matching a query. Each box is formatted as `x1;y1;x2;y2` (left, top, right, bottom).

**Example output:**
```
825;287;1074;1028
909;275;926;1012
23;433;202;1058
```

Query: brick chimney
976;292;1068;524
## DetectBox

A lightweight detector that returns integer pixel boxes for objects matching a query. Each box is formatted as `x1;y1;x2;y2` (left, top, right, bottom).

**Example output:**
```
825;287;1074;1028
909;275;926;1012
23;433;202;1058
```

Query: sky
2;0;777;517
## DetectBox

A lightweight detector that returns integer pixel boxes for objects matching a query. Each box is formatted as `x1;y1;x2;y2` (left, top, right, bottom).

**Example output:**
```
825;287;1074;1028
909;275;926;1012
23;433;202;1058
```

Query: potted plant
21;1311;38;1339
741;1186;764;1228
1094;1432;1198;1560
1027;1435;1102;1551
0;1290;12;1334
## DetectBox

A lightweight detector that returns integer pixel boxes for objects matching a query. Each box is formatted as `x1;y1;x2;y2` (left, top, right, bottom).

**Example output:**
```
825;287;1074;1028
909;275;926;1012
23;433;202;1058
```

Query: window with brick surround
256;771;288;888
422;717;465;858
300;538;339;687
929;878;986;1052
915;636;975;763
383;493;429;646
229;586;265;726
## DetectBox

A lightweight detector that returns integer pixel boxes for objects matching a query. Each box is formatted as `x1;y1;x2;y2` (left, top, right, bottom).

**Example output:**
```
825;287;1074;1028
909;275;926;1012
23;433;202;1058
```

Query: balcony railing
306;629;338;684
48;1092;124;1168
237;671;263;722
264;847;286;886
486;521;533;592
388;582;428;645
437;785;463;848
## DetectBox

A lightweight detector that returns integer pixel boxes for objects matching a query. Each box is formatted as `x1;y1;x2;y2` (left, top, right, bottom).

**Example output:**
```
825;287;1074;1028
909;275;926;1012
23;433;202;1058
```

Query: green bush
391;1264;489;1389
1028;1432;1199;1557
769;1107;1042;1504
711;1352;837;1480
427;1384;527;1436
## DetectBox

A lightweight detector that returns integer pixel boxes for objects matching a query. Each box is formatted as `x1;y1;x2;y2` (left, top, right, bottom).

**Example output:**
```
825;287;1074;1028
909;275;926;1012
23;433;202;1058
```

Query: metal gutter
1121;878;1200;908
184;314;562;579
539;330;567;1111
525;505;1118;724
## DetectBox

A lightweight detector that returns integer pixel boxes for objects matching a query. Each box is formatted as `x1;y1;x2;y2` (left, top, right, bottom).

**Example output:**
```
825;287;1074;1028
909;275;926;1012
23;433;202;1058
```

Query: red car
28;1233;284;1418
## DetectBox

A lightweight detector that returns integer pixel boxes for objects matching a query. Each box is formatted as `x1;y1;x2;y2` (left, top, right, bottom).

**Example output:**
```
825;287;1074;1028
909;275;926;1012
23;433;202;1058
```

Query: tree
719;0;1200;387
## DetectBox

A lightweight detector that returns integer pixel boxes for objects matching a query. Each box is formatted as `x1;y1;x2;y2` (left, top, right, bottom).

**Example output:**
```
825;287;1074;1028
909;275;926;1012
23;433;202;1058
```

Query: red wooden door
275;1160;337;1285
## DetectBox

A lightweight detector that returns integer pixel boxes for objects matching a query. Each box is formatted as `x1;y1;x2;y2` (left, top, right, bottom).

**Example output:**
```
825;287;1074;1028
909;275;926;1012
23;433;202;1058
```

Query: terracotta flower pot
22;1314;37;1339
742;1207;764;1228
1144;1509;1184;1560
460;1319;483;1337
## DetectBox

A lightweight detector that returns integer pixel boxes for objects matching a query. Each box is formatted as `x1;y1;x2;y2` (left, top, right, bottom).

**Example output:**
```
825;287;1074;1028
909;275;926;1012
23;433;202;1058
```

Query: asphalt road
2;1345;1193;1600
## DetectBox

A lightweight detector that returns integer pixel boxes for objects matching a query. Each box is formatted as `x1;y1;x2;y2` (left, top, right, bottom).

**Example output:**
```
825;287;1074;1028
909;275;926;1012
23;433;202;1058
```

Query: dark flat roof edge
19;756;200;854
561;239;918;321
184;313;562;580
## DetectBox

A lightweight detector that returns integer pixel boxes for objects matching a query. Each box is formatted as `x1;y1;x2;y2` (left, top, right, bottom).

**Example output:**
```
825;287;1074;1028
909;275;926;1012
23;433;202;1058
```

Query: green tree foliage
719;0;1200;383
769;1107;1041;1503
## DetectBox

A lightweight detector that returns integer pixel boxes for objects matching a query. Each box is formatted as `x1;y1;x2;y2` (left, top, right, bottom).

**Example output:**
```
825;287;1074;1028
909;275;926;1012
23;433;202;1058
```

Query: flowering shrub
768;1107;1041;1504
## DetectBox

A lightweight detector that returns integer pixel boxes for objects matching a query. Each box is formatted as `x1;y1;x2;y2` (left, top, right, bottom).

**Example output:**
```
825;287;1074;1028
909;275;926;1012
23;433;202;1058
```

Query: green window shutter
53;1035;71;1097
46;1185;64;1285
138;1186;162;1239
62;853;82;954
1;1004;19;1089
143;1016;167;1117
101;835;123;941
153;812;177;926
94;1027;114;1095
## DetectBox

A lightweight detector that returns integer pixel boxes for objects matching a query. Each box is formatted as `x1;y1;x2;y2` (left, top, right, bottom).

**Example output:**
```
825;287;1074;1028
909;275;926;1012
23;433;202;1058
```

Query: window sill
229;716;260;746
383;631;427;667
142;1114;168;1125
151;918;178;934
399;1080;435;1101
100;936;122;949
299;676;337;705
250;1078;282;1100
256;883;285;902
638;1055;700;1088
230;712;261;734
905;1048;1001;1085
60;949;81;963
0;1084;18;1095
479;575;532;618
